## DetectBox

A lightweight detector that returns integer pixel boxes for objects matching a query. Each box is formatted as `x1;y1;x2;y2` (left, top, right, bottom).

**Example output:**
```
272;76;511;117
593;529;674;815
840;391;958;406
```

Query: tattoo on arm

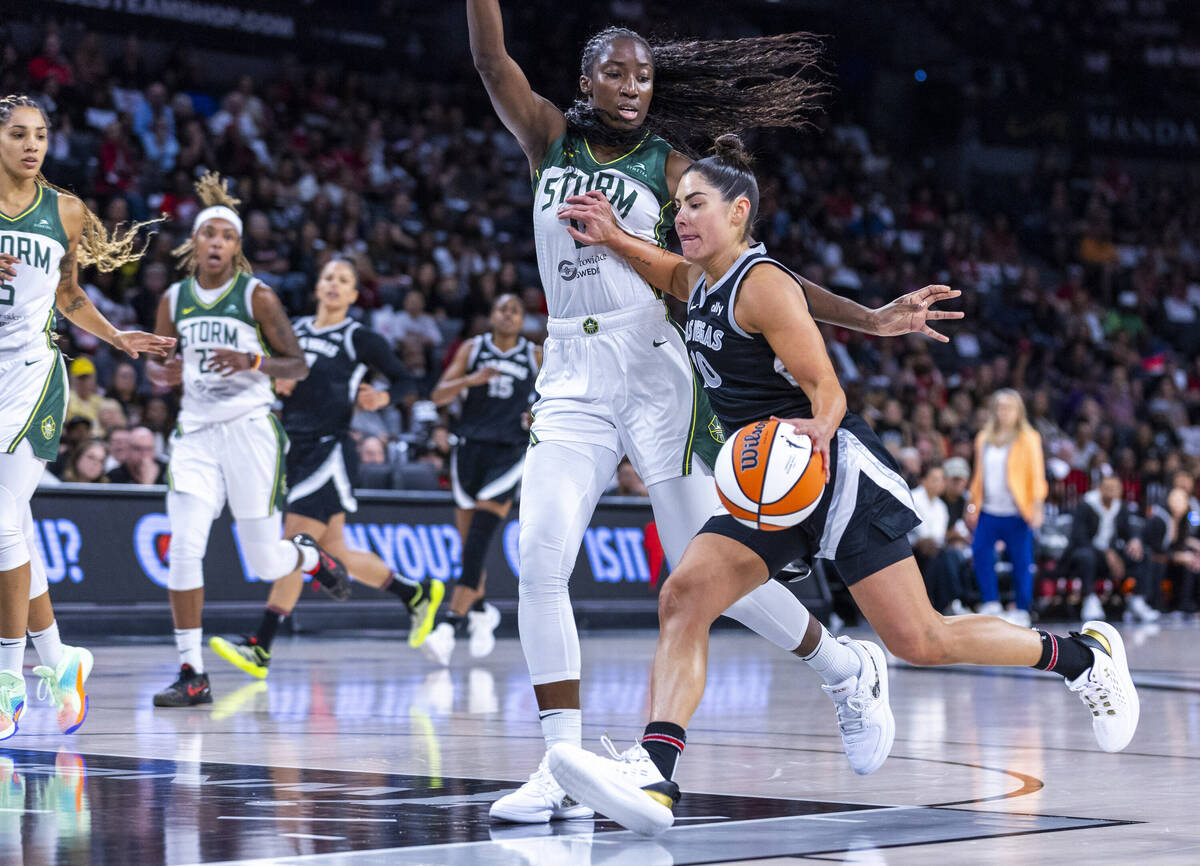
62;294;87;314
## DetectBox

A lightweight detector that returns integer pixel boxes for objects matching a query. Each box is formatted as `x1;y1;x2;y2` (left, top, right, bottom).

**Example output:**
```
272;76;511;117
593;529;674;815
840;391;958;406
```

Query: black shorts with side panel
449;439;526;510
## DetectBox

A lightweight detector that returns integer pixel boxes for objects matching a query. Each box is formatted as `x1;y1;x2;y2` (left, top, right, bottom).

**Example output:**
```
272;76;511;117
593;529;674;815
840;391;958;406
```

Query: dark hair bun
711;134;753;171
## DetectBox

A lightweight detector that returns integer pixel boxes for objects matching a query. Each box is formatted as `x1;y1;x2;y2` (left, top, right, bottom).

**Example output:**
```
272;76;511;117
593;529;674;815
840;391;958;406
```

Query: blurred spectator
358;436;387;465
66;357;104;431
909;463;972;614
62;439;111;483
1064;475;1155;623
107;426;167;484
104;427;132;474
374;289;443;351
28;31;73;87
107;361;144;422
967;390;1046;627
96;398;128;436
1144;488;1200;617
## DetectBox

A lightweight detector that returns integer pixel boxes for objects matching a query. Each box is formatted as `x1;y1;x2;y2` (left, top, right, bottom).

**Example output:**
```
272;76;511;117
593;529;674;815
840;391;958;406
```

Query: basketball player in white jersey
0;95;175;739
146;174;348;707
469;4;964;821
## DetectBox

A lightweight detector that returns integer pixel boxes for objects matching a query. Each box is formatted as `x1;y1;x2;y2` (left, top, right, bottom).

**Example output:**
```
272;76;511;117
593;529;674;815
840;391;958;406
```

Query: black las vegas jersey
685;244;816;432
457;334;539;444
282;317;411;439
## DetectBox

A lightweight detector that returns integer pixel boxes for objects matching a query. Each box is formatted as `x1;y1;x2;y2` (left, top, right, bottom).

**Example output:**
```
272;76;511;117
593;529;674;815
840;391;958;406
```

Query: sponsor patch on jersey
710;302;724;316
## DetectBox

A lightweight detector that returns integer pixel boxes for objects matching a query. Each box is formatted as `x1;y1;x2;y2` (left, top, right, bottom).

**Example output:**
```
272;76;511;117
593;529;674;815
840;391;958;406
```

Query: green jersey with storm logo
169;272;274;429
533;132;674;318
0;184;69;360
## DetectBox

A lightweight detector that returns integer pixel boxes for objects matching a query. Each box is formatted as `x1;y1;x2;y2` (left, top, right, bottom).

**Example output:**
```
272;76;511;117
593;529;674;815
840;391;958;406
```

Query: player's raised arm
53;196;175;359
467;0;566;168
557;191;697;300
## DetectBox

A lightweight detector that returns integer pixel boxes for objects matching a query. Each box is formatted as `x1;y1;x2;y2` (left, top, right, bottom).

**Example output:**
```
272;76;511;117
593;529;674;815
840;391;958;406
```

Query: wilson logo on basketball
714;418;825;531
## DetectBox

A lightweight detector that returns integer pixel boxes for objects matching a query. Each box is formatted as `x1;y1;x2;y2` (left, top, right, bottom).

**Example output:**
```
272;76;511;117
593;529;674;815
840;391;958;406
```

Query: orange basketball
713;418;826;531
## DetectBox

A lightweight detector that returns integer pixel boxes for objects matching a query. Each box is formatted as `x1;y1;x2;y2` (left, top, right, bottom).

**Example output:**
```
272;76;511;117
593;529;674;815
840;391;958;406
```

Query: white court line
280;833;346;841
0;807;52;813
218;816;393;823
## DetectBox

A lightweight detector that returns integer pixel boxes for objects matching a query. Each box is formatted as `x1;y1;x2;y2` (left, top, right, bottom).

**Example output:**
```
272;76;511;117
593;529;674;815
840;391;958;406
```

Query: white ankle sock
174;628;204;673
28;621;64;668
802;626;862;685
0;636;26;676
539;708;582;750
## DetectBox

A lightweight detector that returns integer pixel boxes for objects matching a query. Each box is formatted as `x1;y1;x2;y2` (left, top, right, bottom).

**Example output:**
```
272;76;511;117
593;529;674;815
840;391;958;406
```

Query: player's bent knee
657;568;717;627
883;619;951;667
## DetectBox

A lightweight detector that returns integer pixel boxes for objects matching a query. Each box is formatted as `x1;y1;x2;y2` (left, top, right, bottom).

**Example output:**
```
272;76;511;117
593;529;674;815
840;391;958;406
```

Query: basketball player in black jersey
422;294;542;665
209;259;445;678
549;137;1140;836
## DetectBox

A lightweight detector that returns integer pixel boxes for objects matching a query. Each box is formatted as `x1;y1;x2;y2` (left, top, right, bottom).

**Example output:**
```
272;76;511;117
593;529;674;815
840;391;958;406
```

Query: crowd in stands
5;13;1200;619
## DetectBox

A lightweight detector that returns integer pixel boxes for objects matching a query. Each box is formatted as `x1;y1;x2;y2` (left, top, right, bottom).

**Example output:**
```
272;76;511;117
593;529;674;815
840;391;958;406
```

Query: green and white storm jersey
532;132;675;318
169;272;274;430
0;184;68;361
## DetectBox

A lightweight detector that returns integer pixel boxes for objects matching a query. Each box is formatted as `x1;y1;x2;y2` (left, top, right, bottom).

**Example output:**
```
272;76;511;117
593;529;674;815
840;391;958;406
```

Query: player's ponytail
1;93;160;272
171;171;253;274
567;29;827;158
684;134;759;241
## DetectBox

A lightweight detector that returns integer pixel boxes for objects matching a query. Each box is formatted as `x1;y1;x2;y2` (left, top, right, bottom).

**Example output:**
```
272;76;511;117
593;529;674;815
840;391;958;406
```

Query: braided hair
170;171;253;274
0;94;160;272
564;28;827;158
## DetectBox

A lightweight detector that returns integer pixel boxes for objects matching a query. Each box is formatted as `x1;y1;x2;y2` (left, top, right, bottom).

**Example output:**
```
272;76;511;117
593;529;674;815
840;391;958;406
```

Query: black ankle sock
444;612;468;636
384;573;420;606
641;722;687;780
255;607;286;651
471;597;487;612
1032;630;1098;681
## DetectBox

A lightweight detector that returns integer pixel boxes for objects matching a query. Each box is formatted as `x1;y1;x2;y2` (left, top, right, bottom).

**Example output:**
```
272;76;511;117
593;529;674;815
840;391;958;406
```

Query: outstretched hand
110;330;177;359
872;285;963;342
557;191;622;247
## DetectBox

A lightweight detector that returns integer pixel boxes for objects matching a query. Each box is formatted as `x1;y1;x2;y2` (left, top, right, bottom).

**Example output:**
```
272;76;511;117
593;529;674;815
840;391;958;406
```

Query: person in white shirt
908;464;970;614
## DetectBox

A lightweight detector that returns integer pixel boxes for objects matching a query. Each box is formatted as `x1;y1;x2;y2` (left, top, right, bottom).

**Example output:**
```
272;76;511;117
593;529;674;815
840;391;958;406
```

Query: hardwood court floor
2;621;1198;864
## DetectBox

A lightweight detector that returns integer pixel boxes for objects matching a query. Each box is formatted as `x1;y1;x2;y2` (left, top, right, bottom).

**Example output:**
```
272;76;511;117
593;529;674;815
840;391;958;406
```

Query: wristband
250;353;263;371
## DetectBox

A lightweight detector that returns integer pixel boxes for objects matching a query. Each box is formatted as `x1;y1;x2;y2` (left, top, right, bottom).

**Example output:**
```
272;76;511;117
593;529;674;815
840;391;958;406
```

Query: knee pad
235;515;297;582
167;492;214;592
0;486;30;572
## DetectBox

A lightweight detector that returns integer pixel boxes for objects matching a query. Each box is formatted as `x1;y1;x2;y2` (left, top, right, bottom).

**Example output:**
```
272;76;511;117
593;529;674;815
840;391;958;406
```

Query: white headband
192;205;243;237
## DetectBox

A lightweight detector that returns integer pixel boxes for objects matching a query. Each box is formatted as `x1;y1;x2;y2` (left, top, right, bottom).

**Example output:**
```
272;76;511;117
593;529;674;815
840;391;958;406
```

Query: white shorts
0;350;68;462
530;301;724;487
167;412;289;521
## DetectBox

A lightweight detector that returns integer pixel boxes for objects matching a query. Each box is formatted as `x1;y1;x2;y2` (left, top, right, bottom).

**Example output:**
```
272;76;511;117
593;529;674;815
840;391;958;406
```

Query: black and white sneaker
153;665;212;707
293;533;351;600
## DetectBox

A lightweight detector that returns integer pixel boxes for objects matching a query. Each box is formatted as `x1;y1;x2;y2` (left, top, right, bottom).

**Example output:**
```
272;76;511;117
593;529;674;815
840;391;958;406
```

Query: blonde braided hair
0;94;160;272
171;171;253;274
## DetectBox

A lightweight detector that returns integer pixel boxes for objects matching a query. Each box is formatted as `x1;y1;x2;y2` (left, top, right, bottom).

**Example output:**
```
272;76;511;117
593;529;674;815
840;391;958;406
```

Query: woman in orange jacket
967;389;1048;626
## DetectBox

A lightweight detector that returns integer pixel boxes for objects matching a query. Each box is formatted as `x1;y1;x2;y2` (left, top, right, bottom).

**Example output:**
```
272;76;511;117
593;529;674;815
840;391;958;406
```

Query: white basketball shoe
490;754;595;823
468;602;501;658
421;622;456;667
821;637;895;775
548;736;679;837
1067;621;1139;753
